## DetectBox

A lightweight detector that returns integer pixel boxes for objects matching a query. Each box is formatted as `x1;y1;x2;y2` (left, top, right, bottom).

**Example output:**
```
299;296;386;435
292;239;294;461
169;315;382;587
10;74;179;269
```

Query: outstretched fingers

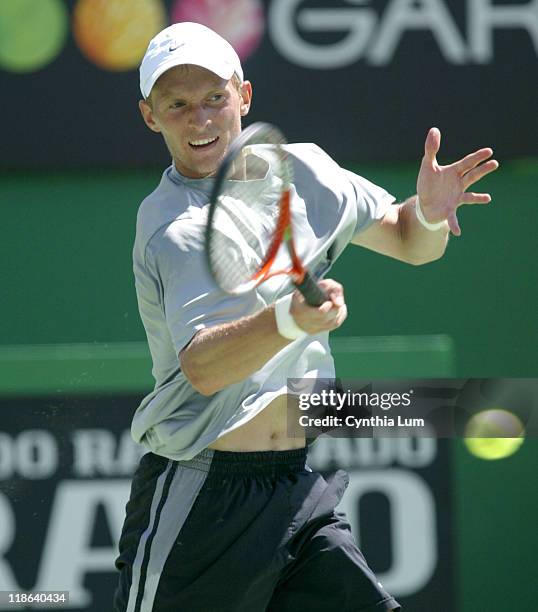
423;127;441;163
453;148;493;175
460;192;492;205
447;211;461;236
462;159;499;190
449;191;491;235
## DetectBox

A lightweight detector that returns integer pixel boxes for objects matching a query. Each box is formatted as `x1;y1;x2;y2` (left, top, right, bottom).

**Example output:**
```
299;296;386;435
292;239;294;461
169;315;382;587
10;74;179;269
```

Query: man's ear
139;99;162;133
239;80;253;117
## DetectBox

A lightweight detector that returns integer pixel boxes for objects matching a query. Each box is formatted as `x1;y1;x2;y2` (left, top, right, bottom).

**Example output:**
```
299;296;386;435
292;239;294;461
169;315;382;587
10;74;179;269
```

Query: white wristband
415;197;446;231
274;294;307;340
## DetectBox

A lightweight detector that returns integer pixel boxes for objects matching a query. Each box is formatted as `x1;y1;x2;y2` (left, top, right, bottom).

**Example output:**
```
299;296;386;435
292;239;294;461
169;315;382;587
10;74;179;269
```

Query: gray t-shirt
132;143;395;460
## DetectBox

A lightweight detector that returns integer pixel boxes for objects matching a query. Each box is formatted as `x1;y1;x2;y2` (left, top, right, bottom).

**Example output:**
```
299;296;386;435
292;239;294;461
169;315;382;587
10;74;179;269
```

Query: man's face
139;65;252;178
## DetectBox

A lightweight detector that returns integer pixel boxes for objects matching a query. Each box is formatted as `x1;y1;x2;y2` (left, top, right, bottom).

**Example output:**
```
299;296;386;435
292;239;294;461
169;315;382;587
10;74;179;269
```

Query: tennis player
114;22;498;612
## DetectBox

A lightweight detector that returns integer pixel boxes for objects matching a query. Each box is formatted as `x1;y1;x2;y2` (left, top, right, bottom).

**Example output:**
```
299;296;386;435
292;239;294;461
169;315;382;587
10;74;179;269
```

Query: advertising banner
2;0;537;168
0;394;454;610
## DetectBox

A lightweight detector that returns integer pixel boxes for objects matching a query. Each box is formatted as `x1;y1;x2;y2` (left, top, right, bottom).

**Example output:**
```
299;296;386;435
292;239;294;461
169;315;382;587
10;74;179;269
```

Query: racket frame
206;122;327;306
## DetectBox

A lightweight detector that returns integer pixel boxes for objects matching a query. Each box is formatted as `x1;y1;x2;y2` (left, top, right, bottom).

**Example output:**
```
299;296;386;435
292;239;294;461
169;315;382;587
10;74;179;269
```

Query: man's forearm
351;196;450;265
399;196;450;265
180;305;290;396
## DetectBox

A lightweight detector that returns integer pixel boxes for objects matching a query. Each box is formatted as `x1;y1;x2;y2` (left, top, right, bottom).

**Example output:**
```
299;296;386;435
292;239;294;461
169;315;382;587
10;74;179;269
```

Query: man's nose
188;104;210;128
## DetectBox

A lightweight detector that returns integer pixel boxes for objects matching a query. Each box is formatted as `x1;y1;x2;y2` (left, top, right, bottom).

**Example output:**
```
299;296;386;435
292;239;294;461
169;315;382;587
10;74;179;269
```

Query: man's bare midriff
208;394;305;452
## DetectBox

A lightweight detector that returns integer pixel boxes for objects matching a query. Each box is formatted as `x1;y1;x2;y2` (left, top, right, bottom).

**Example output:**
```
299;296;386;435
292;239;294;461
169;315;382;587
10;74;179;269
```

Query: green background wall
2;159;537;610
3;159;536;374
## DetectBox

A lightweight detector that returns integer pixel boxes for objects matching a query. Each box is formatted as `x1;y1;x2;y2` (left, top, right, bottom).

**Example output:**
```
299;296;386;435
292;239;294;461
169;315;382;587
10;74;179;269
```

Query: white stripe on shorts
126;455;211;612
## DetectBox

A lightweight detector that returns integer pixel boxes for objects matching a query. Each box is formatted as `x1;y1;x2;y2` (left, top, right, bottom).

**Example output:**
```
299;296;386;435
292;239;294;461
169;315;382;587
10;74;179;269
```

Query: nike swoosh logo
169;42;185;52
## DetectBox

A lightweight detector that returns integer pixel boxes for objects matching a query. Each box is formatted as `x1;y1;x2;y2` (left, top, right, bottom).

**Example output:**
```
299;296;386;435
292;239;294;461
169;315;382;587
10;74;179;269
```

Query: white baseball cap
139;22;244;99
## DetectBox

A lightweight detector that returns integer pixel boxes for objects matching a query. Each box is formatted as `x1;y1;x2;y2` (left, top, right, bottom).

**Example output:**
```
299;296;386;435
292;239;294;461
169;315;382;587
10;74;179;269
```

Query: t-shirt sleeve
146;223;260;355
342;169;396;235
288;143;396;238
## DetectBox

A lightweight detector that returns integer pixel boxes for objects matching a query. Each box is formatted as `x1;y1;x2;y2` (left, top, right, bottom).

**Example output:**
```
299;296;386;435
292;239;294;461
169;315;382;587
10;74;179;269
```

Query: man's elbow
180;348;219;396
405;244;448;266
408;251;444;266
188;376;217;397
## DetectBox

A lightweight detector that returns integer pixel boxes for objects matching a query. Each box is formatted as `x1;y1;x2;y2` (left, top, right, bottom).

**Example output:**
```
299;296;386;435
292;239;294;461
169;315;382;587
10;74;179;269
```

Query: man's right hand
290;278;348;335
181;278;347;395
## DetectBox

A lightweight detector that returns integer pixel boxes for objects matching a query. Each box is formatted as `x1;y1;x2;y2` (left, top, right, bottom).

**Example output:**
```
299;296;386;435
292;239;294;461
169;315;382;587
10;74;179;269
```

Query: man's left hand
416;127;499;236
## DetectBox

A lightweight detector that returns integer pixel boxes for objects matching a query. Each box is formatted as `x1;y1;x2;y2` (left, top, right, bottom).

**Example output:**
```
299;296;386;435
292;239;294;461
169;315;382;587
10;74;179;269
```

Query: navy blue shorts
114;448;401;611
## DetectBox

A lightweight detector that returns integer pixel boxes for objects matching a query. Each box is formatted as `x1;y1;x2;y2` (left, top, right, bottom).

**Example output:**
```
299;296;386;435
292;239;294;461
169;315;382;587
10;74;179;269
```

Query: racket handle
295;272;327;306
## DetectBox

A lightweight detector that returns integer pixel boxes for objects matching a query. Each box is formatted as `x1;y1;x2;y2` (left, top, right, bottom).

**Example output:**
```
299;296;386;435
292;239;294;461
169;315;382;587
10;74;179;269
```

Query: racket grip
295;272;327;306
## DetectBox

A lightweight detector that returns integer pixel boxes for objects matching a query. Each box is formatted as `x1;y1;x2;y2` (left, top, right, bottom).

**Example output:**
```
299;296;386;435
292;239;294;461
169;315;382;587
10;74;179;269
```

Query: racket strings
209;144;287;293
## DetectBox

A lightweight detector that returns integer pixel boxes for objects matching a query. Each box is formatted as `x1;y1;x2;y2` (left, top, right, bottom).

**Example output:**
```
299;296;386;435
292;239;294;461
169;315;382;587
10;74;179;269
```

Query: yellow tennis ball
463;408;524;460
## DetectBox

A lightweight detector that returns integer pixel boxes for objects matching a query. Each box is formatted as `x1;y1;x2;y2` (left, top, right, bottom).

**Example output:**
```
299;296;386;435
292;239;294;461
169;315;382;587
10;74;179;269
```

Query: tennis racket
205;122;327;306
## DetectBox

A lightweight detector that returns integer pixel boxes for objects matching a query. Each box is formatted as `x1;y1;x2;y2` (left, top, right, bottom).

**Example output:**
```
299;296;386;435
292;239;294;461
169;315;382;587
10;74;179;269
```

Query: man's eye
210;94;224;102
170;102;184;109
